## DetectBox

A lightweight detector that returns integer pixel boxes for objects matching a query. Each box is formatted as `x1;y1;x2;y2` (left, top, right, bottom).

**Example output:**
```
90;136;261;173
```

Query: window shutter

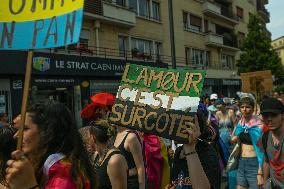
190;14;202;27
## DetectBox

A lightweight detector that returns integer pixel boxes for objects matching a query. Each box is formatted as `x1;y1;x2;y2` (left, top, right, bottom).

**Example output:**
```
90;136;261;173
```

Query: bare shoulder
108;153;126;167
126;132;139;141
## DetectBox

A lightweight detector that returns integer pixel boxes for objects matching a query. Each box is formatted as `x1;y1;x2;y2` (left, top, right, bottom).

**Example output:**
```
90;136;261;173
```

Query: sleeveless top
239;132;252;145
117;132;140;189
117;132;136;169
95;150;121;189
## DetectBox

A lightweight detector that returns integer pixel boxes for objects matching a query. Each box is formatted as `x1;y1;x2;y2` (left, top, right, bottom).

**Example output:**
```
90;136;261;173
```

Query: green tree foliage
237;14;284;84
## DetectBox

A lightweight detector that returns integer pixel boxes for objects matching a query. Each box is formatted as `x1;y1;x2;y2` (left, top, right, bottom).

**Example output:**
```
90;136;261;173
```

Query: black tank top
239;132;253;145
117;131;140;189
117;132;136;169
95;150;121;189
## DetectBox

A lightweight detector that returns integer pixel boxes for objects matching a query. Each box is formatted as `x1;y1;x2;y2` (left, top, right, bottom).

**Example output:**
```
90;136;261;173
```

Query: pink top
44;158;90;189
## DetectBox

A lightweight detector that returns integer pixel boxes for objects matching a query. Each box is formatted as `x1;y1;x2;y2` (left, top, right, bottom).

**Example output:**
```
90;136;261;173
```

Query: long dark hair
26;100;95;188
0;127;17;185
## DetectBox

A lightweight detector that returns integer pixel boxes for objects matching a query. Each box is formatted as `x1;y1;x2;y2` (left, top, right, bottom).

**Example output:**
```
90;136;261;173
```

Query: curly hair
0;127;16;185
26;100;95;188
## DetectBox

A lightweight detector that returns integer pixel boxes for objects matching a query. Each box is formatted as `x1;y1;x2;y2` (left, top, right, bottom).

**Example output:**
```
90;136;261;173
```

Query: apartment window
204;19;209;33
238;32;245;47
221;54;234;69
79;38;89;48
152;1;160;21
186;48;209;67
155;42;162;59
117;0;127;7
79;29;90;47
131;38;152;55
130;0;160;21
236;7;244;21
129;0;137;12
139;0;150;18
118;36;128;57
183;12;202;32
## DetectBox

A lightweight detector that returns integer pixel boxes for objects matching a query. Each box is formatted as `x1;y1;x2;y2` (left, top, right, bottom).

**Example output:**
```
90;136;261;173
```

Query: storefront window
0;94;6;114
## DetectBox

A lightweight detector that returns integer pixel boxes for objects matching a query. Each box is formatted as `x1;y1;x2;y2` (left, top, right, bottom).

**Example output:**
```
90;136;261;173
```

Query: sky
266;0;284;40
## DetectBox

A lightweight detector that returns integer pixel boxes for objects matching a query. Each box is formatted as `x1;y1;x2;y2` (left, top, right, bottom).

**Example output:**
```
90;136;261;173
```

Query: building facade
272;36;284;66
0;0;270;124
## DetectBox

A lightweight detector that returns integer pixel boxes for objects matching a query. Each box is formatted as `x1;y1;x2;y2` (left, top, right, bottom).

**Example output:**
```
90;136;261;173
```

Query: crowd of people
0;90;283;189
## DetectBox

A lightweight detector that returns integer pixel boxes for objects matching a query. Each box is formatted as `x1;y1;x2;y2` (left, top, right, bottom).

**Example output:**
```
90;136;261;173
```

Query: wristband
257;174;263;176
184;151;197;156
29;184;39;189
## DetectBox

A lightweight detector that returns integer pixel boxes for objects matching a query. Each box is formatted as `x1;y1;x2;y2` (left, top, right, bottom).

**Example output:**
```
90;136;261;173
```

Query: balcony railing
205;33;223;45
258;8;270;23
202;1;238;25
101;1;136;27
84;0;136;27
205;32;238;50
84;0;103;15
43;45;239;72
185;60;236;71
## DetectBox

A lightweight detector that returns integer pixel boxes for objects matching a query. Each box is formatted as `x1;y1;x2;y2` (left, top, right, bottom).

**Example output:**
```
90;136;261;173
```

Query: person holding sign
90;120;128;189
5;101;94;189
169;110;221;189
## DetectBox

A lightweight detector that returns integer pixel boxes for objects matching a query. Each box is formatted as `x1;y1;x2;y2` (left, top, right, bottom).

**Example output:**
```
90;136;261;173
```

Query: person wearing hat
260;98;284;189
208;94;218;111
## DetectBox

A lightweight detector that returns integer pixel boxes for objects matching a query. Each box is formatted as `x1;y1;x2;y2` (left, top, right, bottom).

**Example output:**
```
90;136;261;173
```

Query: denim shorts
237;157;259;188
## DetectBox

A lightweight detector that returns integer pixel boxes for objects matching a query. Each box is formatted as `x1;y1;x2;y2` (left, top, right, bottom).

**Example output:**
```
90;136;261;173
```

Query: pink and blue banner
0;0;84;49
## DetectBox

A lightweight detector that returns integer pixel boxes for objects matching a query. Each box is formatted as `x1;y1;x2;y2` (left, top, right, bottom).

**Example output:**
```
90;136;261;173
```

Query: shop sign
33;78;76;86
0;51;167;76
222;79;241;86
12;80;23;89
109;64;206;143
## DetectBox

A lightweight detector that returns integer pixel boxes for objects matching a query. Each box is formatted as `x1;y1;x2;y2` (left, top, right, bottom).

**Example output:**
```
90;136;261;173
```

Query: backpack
143;134;170;189
126;131;170;189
